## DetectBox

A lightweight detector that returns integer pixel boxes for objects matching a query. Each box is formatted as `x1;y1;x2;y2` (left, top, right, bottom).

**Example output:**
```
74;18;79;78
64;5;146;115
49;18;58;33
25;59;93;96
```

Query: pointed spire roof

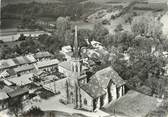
73;26;80;58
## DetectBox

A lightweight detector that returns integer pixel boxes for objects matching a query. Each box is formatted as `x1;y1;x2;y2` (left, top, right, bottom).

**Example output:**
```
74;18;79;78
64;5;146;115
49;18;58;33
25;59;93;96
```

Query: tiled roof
14;64;35;73
80;76;106;98
0;59;17;69
0;55;36;70
21;83;39;90
13;55;36;65
8;73;33;86
0;86;14;93
6;69;16;76
0;92;9;100
25;55;37;63
7;87;29;98
95;66;125;88
34;51;53;59
37;59;59;68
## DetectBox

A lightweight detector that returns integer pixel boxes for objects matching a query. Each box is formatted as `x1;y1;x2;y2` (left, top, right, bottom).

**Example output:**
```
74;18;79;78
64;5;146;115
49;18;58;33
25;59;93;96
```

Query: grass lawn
103;90;159;117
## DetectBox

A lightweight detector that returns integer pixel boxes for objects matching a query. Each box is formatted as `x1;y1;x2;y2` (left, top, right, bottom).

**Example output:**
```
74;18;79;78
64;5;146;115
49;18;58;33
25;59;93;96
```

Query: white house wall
110;84;117;100
58;66;71;77
80;89;93;111
103;89;109;106
43;78;68;99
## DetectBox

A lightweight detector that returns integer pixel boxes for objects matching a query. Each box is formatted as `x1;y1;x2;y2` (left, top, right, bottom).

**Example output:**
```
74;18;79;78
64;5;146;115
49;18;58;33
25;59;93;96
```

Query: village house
33;51;53;61
0;80;13;110
60;45;73;61
0;55;36;72
13;55;37;67
17;31;51;38
91;40;103;49
0;59;17;72
36;59;60;72
0;92;9;110
43;75;67;94
0;70;11;78
7;73;34;86
7;87;29;102
0;80;14;93
0;31;51;42
13;64;36;76
21;83;41;94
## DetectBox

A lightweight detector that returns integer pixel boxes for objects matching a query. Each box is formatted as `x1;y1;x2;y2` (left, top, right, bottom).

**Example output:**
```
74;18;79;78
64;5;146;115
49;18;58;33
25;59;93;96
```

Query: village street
24;94;110;117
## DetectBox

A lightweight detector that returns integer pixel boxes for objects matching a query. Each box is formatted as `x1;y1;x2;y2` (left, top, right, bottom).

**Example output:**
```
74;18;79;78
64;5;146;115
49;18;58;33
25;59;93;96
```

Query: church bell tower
67;26;81;109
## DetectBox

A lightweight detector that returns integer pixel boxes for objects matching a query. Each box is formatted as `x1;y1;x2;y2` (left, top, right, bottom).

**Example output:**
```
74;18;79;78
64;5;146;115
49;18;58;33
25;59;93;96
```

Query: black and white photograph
0;0;168;116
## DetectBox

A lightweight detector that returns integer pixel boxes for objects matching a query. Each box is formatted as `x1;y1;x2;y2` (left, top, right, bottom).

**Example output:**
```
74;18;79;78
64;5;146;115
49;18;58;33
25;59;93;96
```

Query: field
1;19;20;29
1;0;153;7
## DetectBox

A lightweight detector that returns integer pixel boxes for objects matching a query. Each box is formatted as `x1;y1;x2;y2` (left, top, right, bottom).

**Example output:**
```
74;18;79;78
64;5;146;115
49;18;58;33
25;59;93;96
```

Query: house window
84;98;87;105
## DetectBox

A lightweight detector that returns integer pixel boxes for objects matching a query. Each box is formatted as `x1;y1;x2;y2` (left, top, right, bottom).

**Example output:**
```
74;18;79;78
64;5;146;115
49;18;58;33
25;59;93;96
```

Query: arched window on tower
84;98;87;105
76;65;78;72
72;65;74;72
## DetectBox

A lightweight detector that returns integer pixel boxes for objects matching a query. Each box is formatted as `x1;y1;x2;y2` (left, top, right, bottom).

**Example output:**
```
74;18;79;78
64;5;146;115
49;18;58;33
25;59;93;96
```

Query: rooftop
0;92;9;100
94;66;125;88
8;73;34;86
8;87;29;98
0;55;36;70
21;83;39;90
34;51;53;59
14;64;35;73
0;85;14;93
81;76;106;99
0;59;17;70
37;59;60;68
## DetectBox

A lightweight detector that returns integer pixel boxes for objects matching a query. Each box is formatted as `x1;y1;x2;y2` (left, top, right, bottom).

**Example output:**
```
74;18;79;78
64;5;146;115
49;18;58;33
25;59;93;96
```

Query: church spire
73;26;79;58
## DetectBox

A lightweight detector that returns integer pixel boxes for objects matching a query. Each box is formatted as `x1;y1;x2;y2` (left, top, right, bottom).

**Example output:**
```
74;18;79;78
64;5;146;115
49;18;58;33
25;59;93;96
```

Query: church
59;26;126;112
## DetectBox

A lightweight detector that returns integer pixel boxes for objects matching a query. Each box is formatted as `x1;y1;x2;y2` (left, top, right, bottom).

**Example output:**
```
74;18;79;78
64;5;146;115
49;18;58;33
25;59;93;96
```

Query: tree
114;24;123;32
131;14;163;39
56;17;71;32
133;35;159;53
38;34;64;53
107;31;134;52
8;97;23;117
1;45;16;59
0;40;4;43
13;45;22;55
111;46;166;91
92;23;109;43
20;38;41;54
56;17;71;43
78;29;92;47
18;34;26;41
